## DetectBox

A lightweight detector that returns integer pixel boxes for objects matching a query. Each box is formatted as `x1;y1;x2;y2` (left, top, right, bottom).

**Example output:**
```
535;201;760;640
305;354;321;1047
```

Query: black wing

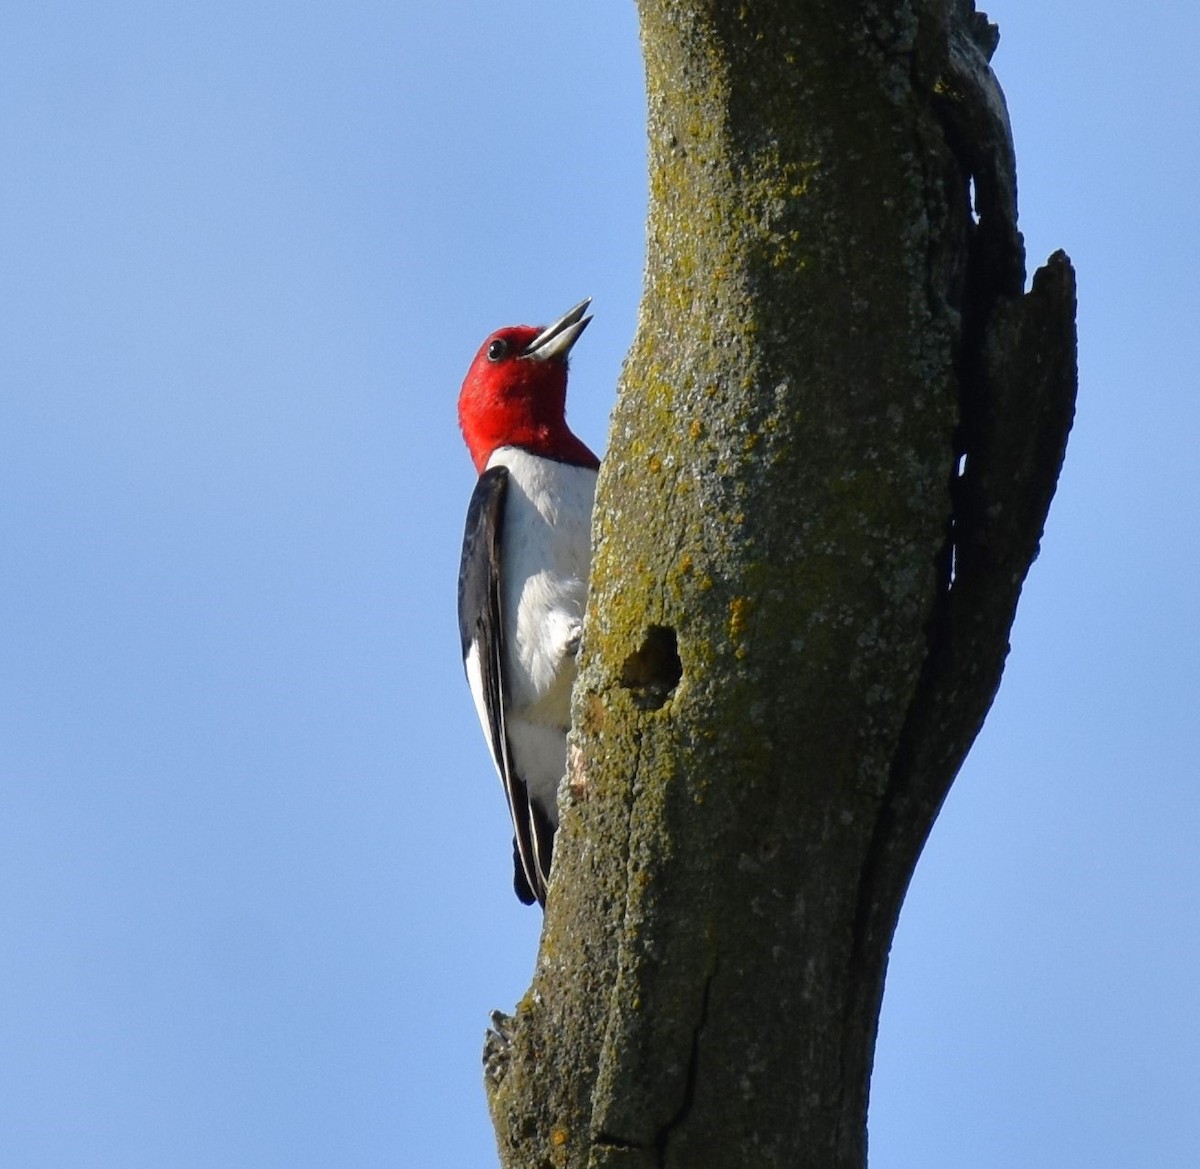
457;466;546;906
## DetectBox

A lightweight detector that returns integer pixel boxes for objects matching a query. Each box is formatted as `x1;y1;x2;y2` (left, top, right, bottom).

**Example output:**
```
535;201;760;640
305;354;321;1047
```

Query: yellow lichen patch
648;452;663;474
689;418;705;441
729;595;753;640
585;694;608;733
668;552;696;603
550;1127;569;1147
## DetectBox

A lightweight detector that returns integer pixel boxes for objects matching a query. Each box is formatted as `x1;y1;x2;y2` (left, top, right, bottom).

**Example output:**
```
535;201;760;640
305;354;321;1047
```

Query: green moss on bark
485;3;1075;1166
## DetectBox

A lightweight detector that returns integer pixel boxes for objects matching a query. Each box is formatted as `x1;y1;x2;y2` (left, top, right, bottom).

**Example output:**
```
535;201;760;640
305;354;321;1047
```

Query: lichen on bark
483;3;1076;1167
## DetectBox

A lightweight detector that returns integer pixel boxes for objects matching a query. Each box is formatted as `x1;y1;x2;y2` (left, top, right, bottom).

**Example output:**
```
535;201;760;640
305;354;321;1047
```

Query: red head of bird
458;298;598;473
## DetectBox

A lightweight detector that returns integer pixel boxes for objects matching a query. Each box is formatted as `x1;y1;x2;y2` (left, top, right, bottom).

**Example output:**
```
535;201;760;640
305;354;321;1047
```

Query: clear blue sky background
2;3;1196;1166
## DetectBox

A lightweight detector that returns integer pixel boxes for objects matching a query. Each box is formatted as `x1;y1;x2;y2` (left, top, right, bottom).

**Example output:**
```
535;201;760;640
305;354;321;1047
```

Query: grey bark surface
484;2;1076;1166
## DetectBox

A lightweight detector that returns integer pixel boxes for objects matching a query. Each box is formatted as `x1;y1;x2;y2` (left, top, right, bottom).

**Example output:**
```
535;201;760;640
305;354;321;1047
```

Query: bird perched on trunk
457;298;598;906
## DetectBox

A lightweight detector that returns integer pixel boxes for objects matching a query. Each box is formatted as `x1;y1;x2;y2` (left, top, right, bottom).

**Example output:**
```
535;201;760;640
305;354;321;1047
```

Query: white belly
486;446;597;814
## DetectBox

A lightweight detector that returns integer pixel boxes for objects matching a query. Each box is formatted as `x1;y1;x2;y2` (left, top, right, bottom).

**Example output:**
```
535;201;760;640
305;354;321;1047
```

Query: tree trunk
484;2;1076;1166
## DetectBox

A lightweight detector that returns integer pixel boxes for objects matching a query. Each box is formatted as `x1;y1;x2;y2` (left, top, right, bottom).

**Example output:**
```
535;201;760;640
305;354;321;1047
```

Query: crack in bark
588;718;648;1140
835;7;1075;1161
653;964;716;1167
593;1132;641;1151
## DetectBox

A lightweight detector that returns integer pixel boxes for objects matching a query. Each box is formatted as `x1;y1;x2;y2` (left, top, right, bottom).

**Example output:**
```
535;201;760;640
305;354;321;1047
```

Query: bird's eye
487;338;509;362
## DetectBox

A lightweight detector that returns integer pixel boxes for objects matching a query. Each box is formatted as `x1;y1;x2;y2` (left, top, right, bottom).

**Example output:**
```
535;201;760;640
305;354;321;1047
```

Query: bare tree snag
484;2;1076;1166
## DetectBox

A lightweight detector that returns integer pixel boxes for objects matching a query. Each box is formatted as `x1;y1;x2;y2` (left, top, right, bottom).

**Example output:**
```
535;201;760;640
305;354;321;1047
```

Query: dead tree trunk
484;2;1076;1166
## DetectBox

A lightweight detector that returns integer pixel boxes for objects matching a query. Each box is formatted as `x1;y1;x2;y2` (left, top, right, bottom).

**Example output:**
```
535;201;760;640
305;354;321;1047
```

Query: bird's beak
522;298;592;362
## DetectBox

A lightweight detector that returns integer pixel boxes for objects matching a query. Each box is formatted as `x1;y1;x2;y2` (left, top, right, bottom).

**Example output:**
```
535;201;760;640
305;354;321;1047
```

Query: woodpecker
456;298;598;907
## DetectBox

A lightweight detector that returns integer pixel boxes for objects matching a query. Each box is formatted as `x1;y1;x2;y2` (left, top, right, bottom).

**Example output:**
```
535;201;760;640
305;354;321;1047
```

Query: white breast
486;445;597;725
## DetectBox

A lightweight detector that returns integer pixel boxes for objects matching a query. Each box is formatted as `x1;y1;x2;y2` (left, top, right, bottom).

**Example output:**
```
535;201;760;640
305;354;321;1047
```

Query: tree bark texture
484;2;1076;1166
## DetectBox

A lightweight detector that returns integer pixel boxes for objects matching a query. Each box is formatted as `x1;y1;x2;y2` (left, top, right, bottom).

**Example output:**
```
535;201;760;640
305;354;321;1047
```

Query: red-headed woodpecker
457;298;598;907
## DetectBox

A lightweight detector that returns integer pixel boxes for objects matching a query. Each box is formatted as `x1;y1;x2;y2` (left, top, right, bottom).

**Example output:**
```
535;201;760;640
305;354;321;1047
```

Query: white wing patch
464;642;502;782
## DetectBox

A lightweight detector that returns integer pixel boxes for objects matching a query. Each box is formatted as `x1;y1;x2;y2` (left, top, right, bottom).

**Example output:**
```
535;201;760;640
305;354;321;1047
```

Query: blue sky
2;3;1196;1166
